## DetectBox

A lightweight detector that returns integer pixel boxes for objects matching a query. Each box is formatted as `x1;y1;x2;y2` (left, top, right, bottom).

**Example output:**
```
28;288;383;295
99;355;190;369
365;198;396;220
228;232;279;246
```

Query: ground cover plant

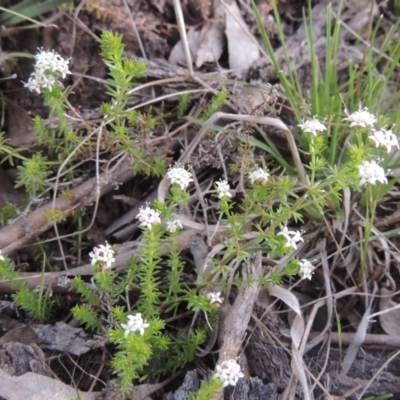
1;0;400;399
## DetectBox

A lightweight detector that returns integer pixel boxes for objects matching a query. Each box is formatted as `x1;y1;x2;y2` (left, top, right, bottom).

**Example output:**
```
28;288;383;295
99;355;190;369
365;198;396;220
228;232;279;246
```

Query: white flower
166;164;193;190
214;359;244;388
121;313;150;337
215;180;232;198
343;106;377;128
249;167;270;185
89;242;115;269
0;250;4;261
368;126;399;153
136;205;161;229
298;117;326;135
206;292;224;308
358;160;387;186
23;48;70;94
298;259;315;280
166;218;183;233
278;225;304;250
34;48;70;77
277;225;294;239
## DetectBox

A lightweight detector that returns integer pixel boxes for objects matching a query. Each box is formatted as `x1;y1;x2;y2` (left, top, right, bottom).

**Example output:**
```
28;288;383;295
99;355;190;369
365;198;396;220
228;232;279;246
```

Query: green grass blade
0;0;69;26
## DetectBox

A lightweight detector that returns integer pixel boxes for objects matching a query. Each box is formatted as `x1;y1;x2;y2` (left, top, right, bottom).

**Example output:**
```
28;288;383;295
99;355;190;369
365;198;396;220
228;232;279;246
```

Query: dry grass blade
268;284;310;400
172;0;193;76
342;285;376;374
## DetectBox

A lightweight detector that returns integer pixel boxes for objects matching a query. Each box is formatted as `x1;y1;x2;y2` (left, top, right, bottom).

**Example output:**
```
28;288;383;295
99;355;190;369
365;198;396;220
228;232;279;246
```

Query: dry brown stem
0;160;134;256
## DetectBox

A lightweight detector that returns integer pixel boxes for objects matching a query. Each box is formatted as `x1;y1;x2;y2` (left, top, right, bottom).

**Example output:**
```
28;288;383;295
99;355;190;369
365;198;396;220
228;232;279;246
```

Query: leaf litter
1;0;400;398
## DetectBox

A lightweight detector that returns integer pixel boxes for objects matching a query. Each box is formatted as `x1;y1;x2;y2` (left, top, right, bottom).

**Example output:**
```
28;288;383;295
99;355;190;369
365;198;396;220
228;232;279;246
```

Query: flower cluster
136;205;161;229
215;180;232;198
214;359;244;388
368;127;398;153
358;160;387;186
166;164;193;190
0;250;4;261
298;117;326;135
249;167;270;185
24;48;70;94
343;106;377;128
298;259;315;280
166;218;183;233
121;313;150;337
206;292;224;308
278;226;304;250
89;242;115;270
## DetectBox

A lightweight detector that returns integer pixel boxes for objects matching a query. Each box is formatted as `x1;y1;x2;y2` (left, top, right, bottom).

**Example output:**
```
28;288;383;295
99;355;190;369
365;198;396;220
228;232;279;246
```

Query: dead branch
0;160;134;256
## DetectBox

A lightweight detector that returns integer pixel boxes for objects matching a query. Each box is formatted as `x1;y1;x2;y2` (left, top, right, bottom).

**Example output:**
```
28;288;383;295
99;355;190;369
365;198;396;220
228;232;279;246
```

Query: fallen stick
0;160;134;256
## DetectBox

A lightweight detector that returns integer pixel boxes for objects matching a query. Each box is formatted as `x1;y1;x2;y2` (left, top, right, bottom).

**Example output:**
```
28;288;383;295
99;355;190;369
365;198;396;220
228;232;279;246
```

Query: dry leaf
0;369;99;400
223;0;260;71
195;2;225;67
379;288;400;336
0;325;39;346
33;321;106;356
5;98;35;147
168;27;204;66
0;165;25;209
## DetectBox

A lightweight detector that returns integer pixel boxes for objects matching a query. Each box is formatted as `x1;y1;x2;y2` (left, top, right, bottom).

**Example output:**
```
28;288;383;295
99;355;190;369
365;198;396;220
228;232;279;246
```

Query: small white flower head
278;225;304;250
214;359;245;388
166;164;193;191
358;160;387;186
121;313;150;337
34;48;70;78
166;218;183;233
249;167;270;185
24;48;71;94
206;292;224;308
298;117;326;136
215;179;232;199
89;242;115;269
343;106;377;128
298;259;315;280
136;205;161;229
368;126;399;153
0;250;4;261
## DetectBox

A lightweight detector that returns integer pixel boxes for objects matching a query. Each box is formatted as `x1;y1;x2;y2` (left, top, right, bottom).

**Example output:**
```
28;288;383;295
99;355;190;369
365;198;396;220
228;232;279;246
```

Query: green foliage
188;378;222;400
100;30;146;119
0;203;18;226
44;207;65;223
152;330;206;377
8;22;398;397
0;131;25;165
0;256;20;285
136;227;163;318
0;0;70;27
178;92;191;117
72;304;102;331
0;254;54;322
72;276;101;307
16;152;51;196
199;90;228;121
108;317;168;392
14;284;53;322
251;0;400;169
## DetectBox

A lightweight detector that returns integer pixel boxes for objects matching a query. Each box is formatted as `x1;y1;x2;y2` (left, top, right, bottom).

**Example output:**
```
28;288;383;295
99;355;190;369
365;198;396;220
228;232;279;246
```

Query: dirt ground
1;0;400;399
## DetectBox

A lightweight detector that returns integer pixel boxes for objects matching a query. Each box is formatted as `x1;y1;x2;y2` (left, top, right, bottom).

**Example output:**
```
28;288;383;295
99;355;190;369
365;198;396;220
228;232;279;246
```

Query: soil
1;0;400;399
